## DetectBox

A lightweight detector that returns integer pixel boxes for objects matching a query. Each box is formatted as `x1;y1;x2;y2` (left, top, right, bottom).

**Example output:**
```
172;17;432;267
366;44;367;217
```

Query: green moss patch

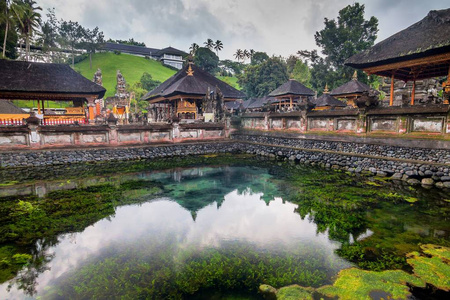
317;268;425;300
407;244;450;291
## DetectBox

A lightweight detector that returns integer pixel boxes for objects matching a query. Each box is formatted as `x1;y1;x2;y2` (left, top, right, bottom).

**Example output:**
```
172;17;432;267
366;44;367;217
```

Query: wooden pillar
411;80;416;106
41;100;45;116
37;100;41;114
290;96;293;108
279;98;282;110
87;96;96;124
389;73;395;106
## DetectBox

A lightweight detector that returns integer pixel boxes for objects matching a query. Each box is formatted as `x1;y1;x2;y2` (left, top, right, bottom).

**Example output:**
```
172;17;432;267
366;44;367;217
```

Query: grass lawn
217;76;240;90
73;52;176;98
11;100;71;109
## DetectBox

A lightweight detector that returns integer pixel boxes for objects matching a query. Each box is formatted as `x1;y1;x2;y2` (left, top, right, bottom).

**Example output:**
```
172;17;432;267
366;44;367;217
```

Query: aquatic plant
406;244;450;291
316;268;425;300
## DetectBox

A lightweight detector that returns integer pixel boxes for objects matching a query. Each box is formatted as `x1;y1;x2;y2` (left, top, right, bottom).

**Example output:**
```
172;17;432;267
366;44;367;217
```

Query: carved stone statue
214;87;224;121
93;68;102;86
116;70;128;99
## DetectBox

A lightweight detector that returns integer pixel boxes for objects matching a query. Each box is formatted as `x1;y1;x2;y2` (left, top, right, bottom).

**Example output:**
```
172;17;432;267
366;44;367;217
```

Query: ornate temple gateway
142;62;245;123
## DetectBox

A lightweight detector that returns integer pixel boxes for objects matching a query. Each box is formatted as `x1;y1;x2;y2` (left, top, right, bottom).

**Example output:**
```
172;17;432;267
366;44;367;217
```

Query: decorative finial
352;70;358;81
186;63;194;76
324;83;329;94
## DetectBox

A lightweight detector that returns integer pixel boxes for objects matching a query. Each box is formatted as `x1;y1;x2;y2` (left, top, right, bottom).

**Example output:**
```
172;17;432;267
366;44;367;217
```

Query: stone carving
116;70;128;99
93;68;102;86
214;87;224;121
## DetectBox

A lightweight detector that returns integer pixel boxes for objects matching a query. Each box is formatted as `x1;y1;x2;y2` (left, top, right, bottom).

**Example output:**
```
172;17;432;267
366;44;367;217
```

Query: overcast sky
38;0;448;60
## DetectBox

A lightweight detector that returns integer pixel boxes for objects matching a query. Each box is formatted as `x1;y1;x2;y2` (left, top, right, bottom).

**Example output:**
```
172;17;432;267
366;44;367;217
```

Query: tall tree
315;2;378;83
298;2;378;92
250;51;269;65
234;49;243;62
213;40;223;57
292;60;312;88
194;47;219;74
140;72;161;92
238;56;289;98
1;0;25;58
189;42;199;56
243;49;249;62
80;26;104;69
58;20;83;67
204;38;214;50
37;8;63;62
18;0;41;61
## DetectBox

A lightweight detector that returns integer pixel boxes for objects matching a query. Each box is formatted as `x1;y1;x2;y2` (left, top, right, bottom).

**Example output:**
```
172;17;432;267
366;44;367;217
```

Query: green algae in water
317;268;425;300
0;156;449;299
407;244;450;291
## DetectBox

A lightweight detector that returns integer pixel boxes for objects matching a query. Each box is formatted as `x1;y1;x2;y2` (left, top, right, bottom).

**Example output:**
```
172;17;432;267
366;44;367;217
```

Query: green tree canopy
140;72;161;92
292;60;311;88
238;56;289;98
299;2;378;93
250;51;269;65
194;47;219;74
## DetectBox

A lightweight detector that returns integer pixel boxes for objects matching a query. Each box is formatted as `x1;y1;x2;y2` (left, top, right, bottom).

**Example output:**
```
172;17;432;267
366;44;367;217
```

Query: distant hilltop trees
106;38;146;47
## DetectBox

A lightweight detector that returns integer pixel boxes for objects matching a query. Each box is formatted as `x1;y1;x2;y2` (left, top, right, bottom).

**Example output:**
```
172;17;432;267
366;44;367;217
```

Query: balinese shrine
142;62;245;123
330;71;372;108
0;60;106;124
268;79;315;111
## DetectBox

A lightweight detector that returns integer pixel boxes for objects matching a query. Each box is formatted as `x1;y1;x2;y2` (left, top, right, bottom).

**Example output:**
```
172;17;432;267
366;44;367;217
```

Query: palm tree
2;0;25;58
214;40;223;57
234;49;243;62
249;49;255;61
243;49;249;62
18;0;42;61
204;38;214;50
189;42;199;56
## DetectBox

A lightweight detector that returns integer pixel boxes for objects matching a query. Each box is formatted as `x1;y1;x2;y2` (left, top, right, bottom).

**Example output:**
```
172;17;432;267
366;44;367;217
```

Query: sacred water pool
0;155;448;299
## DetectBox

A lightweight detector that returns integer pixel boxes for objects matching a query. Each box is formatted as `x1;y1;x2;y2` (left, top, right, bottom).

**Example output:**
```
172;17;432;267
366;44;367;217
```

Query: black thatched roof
142;63;246;101
155;47;188;57
346;8;450;70
243;96;274;109
313;94;346;107
330;79;370;96
0;60;106;100
225;101;242;110
269;79;315;97
102;42;159;56
0;100;27;114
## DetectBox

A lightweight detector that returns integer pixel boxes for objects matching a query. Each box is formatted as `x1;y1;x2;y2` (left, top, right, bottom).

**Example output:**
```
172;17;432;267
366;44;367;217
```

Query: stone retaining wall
1;132;449;188
0;142;239;168
232;133;450;164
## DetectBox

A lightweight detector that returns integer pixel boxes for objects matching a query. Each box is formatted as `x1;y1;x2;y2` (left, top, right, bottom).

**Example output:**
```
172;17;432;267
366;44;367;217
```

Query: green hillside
73;52;176;98
217;76;240;90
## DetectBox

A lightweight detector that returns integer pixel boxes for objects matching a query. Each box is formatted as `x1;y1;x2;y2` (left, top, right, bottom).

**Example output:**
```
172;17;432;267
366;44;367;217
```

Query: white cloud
38;0;448;60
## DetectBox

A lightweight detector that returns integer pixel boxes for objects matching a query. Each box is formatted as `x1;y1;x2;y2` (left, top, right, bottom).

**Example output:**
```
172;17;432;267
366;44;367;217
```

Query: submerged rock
259;284;314;300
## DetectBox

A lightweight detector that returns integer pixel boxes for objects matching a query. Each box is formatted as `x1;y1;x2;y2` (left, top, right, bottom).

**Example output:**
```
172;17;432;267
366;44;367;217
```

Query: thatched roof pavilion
142;62;245;122
330;71;371;107
345;8;450;105
0;60;106;101
313;86;346;110
0;60;106;122
268;79;315;109
142;63;245;103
